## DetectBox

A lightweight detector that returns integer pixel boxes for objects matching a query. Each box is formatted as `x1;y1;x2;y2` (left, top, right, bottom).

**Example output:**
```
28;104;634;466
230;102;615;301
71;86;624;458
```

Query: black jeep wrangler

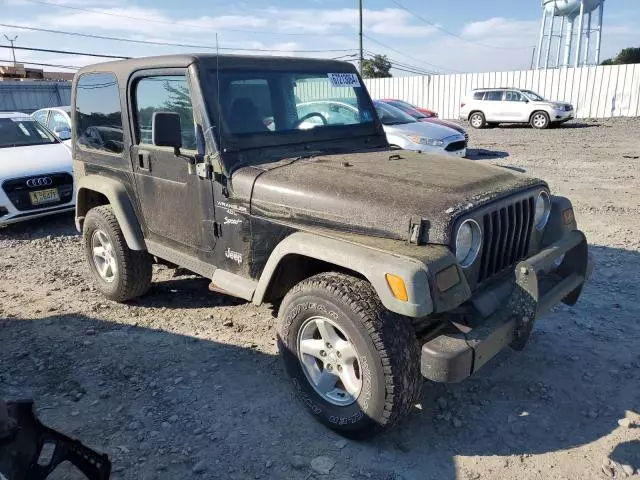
72;54;592;438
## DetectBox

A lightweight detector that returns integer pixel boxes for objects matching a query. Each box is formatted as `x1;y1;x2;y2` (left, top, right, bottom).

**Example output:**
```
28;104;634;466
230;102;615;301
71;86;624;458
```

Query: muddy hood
236;150;545;244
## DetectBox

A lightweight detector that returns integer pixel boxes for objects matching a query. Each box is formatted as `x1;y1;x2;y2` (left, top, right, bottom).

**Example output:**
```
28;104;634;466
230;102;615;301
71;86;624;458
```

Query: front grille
445;140;467;152
2;172;73;211
477;196;535;283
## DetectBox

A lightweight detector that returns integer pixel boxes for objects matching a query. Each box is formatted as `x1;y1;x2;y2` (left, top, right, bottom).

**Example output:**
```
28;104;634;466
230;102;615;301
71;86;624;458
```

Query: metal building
0;81;71;114
536;0;605;69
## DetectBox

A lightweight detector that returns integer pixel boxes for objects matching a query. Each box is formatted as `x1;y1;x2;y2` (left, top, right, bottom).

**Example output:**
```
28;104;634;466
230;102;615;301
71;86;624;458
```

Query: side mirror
152;111;182;155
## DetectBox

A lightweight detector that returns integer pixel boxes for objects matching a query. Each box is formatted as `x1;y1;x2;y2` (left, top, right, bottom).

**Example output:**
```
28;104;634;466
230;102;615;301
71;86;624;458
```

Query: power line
21;0;319;37
363;52;434;76
0;58;78;70
364;50;436;75
363;35;459;73
387;0;534;51
364;52;433;75
330;53;359;60
0;24;353;54
0;44;129;59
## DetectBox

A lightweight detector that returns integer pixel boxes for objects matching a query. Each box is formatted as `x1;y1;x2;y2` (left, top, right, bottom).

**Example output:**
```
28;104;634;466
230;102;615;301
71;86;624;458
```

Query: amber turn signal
385;274;408;302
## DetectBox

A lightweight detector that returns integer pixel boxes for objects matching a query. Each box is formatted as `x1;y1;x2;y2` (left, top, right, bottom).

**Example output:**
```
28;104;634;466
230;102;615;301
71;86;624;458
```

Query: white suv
0;112;74;226
460;88;574;129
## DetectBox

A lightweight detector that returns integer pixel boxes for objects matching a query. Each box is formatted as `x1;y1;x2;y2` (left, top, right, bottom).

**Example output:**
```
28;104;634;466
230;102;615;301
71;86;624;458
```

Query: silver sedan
297;99;467;158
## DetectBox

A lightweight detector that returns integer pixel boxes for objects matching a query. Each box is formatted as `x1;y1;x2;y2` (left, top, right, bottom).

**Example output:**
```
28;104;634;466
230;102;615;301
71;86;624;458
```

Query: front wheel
530;111;550;129
277;272;422;438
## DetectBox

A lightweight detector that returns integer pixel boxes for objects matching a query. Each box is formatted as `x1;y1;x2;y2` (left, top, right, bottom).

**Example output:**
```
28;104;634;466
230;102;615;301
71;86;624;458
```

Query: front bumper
0;173;75;226
551;109;574;122
421;230;593;383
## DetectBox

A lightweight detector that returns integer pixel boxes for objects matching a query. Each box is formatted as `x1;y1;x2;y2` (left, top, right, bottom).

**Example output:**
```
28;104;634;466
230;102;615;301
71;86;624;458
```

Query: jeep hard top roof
74;54;358;84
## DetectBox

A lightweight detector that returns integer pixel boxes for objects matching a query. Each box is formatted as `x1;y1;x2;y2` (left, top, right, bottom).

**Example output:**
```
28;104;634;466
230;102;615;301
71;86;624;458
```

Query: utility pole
359;0;364;74
3;35;18;65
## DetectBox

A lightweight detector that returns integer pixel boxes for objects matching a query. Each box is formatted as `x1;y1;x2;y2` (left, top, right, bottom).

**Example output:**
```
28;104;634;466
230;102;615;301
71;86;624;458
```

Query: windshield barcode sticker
327;73;361;88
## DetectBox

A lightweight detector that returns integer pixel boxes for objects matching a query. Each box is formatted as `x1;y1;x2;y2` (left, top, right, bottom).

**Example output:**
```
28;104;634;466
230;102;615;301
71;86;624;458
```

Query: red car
380;99;468;140
382;99;438;118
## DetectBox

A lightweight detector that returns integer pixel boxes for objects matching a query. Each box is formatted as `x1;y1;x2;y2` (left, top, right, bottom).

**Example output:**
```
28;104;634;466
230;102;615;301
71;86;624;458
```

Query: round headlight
455;219;482;268
534;191;551;230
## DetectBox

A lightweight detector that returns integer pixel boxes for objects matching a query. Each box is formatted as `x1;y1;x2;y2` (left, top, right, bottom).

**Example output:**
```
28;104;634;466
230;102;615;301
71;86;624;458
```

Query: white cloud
265;7;436;38
461;17;538;40
32;5;436;40
35;6;269;36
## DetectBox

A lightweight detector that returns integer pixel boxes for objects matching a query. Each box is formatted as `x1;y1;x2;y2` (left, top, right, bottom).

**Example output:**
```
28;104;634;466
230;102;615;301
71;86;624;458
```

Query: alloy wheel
297;316;363;406
91;229;118;283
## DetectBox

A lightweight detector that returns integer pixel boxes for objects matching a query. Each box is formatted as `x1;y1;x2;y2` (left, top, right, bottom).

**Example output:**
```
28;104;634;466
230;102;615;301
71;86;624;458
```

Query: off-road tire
469;111;486;129
278;272;422;438
83;205;152;302
530;111;550;129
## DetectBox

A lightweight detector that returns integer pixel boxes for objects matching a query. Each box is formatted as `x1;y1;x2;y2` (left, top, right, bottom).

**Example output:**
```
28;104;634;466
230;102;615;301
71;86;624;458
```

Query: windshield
0;117;57;148
385;100;426;119
522;90;546;101
210;70;374;138
373;101;416;125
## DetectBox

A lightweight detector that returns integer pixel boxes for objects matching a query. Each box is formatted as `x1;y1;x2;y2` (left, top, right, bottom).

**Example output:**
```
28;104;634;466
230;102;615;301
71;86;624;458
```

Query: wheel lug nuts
336;351;341;358
326;343;332;349
326;364;333;371
320;350;326;357
337;365;343;372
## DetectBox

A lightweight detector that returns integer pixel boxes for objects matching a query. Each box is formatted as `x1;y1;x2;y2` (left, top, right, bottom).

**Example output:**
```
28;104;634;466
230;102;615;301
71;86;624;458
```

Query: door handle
138;150;151;171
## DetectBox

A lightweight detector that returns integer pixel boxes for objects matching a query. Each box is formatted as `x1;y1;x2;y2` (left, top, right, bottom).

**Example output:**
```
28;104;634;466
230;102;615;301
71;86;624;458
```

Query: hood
383;121;464;141
232;150;545;244
421;118;466;135
534;100;571;109
0;142;72;179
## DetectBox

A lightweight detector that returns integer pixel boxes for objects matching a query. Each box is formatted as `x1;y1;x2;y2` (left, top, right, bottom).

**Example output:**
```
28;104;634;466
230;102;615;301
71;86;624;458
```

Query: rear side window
484;90;504;101
75;72;124;155
473;91;485;100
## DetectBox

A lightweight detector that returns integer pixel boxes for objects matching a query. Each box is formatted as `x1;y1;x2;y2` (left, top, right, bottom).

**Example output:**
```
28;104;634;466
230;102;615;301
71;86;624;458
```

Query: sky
1;0;638;76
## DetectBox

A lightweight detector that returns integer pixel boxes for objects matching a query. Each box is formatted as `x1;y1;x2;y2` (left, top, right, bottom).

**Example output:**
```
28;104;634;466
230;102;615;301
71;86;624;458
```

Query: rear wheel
530;111;550;129
278;272;422;438
83;205;152;302
469;112;486;129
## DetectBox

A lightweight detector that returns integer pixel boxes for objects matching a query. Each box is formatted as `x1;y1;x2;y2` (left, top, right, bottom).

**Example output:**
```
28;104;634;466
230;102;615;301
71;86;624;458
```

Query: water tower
535;0;605;69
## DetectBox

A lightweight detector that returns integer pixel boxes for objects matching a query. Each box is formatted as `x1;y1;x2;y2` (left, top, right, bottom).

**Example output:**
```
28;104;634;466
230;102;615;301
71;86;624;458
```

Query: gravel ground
1;118;639;480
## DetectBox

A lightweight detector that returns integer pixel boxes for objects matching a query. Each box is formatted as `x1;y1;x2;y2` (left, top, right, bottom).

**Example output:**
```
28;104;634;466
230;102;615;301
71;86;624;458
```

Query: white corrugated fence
364;64;640;120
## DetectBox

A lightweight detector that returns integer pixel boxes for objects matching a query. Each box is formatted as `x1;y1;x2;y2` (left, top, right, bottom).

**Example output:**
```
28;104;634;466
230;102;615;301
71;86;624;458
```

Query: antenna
216;32;224;154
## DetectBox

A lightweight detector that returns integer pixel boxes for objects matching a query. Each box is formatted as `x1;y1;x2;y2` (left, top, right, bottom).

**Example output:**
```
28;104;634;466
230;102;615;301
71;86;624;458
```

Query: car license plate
29;188;60;205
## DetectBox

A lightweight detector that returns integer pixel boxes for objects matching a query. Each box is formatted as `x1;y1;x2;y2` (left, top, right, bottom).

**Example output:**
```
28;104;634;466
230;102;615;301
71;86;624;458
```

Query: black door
129;71;216;253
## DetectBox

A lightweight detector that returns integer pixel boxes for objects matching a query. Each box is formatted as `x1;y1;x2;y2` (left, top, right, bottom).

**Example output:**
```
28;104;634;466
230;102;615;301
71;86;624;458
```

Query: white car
0;112;74;226
373;101;467;157
459;88;574;129
32;106;72;145
296;99;467;157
